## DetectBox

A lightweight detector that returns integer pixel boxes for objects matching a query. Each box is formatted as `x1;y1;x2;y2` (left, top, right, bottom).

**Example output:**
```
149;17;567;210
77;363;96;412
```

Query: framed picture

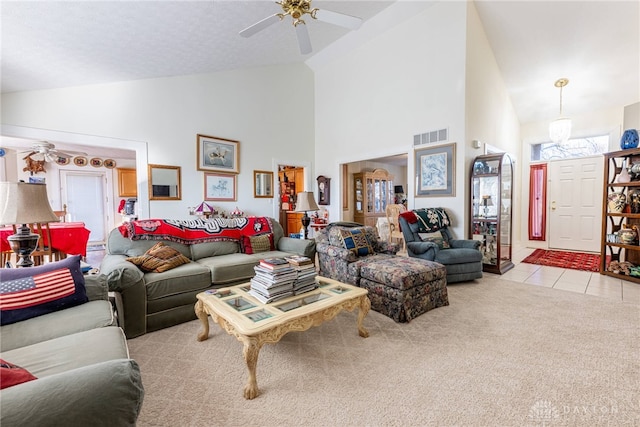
90;157;103;167
74;156;88;167
414;143;456;197
197;134;239;173
253;170;274;198
204;172;236;201
104;159;117;169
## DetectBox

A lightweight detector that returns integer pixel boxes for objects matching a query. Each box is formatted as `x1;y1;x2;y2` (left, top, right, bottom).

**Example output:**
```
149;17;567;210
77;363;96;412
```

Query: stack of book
285;255;318;295
248;258;297;304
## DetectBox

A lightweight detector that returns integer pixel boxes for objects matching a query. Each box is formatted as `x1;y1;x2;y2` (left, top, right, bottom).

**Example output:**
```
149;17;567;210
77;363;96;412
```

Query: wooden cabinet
470;153;514;274
286;212;304;236
600;148;640;283
117;168;137;197
353;169;394;227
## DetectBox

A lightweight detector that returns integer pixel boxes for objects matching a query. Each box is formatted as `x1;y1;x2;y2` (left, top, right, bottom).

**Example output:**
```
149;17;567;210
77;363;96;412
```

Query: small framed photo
414;143;456;197
197;134;239;174
204;172;237;201
90;157;103;167
74;156;88;167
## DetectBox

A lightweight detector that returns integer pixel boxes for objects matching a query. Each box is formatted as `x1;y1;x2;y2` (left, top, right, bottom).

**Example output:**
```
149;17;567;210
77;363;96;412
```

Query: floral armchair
316;222;399;285
399;208;483;283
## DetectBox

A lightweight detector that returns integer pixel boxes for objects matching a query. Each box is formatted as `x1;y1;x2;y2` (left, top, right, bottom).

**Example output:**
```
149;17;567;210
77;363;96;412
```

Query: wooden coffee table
195;276;371;399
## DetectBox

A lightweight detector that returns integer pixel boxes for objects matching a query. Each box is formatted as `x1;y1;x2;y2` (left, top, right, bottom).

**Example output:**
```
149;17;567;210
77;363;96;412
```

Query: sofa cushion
0;359;37;389
195;253;260;285
0;255;88;326
418;230;450;249
240;233;275;254
339;228;374;256
1;300;114;352
190;240;239;260
143;263;212;301
126;242;191;273
1;327;129;379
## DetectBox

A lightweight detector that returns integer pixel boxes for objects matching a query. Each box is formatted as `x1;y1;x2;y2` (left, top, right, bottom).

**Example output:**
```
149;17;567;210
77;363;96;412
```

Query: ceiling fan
21;141;87;163
240;0;362;55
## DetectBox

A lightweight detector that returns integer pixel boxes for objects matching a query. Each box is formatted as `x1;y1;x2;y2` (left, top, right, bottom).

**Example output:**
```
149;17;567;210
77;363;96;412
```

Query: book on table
259;257;290;270
284;255;313;266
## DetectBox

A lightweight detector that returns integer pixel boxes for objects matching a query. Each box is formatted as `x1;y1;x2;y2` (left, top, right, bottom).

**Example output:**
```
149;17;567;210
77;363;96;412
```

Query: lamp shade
0;182;59;225
549;117;572;145
295;191;319;212
394;185;404;194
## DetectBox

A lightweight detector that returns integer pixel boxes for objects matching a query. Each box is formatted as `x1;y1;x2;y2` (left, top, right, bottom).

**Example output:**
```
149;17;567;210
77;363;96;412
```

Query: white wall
1;63;315;220
313;1;469;237
465;1;522;243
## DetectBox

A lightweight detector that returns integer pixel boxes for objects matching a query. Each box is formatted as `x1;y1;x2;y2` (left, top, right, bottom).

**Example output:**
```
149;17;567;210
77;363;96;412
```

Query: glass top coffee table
195;276;371;399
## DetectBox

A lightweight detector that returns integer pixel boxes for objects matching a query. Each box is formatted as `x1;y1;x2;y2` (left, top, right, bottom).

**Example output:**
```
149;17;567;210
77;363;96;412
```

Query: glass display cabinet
353;169;394;227
470;153;514;274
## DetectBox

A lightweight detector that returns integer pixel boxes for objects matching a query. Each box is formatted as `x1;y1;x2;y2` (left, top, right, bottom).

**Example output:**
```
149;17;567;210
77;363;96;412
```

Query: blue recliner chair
399;208;482;283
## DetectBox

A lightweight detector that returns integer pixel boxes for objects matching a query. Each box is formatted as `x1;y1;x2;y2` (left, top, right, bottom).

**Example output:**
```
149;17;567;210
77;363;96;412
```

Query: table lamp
295;191;319;239
0;182;60;267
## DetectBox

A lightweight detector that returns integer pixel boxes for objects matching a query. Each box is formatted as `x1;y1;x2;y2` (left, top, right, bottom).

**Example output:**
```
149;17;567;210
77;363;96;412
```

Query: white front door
548;156;603;252
60;170;109;245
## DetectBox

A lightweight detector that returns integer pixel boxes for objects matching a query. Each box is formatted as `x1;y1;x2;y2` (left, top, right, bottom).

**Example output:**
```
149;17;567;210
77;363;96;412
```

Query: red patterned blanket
118;217;273;245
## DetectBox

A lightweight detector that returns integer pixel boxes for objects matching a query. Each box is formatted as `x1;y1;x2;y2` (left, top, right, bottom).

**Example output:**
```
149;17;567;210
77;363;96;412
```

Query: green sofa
100;217;316;338
0;273;144;427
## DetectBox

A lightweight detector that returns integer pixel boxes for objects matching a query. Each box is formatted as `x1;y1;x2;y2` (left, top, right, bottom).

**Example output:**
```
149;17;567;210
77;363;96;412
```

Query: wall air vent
413;128;448;146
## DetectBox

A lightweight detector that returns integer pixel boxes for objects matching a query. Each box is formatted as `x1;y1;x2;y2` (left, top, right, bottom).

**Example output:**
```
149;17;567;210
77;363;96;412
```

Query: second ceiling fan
240;0;363;55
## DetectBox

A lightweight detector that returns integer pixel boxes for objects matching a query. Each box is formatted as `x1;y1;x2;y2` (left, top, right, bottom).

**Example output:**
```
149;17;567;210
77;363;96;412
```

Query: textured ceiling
1;0;638;158
1;1;394;94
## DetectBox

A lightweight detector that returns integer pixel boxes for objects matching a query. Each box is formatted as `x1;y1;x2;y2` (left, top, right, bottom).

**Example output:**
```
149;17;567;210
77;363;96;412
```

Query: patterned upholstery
316;223;449;322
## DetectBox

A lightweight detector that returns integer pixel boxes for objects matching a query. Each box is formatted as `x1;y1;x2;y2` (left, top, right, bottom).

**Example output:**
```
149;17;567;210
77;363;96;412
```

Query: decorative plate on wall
104;159;117;169
90;157;103;167
74;156;88;167
56;156;70;165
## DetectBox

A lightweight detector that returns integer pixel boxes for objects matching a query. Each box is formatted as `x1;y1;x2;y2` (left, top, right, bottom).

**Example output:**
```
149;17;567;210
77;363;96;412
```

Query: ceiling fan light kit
548;78;572;145
240;0;362;55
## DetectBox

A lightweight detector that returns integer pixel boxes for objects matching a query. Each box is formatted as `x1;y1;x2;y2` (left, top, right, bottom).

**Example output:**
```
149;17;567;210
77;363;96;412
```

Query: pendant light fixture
549;78;572;145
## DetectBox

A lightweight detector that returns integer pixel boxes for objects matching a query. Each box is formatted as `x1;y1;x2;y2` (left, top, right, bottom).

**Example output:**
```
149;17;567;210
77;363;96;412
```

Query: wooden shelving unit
600;148;640;284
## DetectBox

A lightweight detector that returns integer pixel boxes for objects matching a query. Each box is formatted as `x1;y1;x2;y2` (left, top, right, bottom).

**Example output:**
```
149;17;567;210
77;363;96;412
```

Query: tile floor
492;246;640;304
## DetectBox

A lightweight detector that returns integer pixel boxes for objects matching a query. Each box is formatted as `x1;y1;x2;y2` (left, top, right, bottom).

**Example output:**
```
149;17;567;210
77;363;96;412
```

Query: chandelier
549;78;571;145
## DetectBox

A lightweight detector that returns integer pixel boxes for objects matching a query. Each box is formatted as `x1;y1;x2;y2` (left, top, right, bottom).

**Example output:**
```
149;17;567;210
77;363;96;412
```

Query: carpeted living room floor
128;248;640;426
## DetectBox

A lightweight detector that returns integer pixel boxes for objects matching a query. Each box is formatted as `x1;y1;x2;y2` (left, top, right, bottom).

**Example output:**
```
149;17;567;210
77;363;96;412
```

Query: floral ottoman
359;257;448;322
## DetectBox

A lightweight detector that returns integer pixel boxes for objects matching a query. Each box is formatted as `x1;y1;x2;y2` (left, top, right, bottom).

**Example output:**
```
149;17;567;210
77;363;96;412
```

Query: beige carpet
128;278;639;426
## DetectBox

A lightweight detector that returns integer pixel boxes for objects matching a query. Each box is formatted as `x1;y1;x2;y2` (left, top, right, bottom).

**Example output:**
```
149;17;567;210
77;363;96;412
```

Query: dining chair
386;203;407;252
24;223;58;265
53;204;68;222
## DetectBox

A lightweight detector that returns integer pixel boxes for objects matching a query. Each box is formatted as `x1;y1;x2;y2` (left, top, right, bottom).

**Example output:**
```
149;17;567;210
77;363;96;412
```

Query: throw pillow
414;208;451;233
126;242;191;273
418;230;450;249
240;233;275;255
0;359;37;389
0;255;88;326
339;228;374;256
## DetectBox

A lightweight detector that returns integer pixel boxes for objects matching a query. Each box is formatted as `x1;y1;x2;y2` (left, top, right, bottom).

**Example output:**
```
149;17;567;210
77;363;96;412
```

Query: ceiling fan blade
296;23;312;55
240;14;281;38
313;9;362;30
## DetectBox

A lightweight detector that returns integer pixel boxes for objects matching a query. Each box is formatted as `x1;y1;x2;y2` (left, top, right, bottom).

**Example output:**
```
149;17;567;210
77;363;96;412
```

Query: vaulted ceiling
2;0;638;138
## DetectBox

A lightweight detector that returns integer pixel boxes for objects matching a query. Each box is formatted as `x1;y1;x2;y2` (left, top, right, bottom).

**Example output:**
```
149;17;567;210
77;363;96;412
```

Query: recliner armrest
406;241;438;256
449;239;481;250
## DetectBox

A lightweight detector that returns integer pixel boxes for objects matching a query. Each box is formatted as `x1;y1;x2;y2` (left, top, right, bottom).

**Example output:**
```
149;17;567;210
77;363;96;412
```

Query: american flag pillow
0;255;88;325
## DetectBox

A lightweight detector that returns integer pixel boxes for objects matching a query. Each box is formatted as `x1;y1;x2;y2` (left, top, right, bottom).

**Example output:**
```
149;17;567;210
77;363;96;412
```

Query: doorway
548;156;603;252
60;170;110;245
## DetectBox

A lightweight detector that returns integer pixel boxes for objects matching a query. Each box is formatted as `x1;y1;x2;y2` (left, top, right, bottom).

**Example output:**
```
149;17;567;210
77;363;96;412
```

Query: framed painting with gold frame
197;134;239;174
